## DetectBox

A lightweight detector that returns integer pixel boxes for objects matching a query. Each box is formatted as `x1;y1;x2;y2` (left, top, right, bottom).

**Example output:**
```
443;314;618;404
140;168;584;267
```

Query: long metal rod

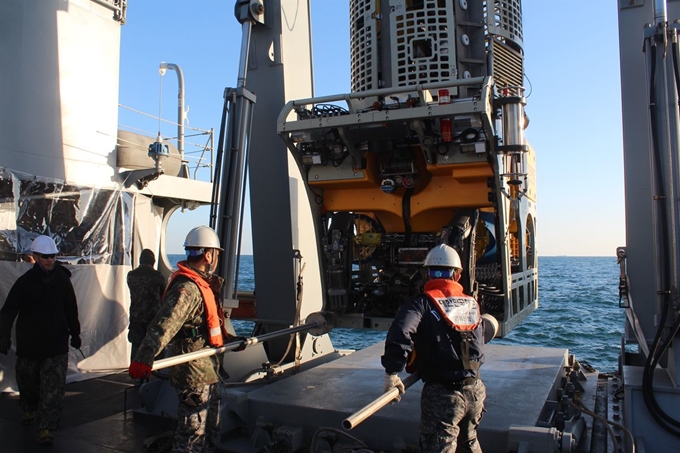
215;18;255;298
666;30;680;309
237;21;252;88
151;321;320;371
655;0;667;25
342;373;420;430
78;320;322;374
287;77;487;107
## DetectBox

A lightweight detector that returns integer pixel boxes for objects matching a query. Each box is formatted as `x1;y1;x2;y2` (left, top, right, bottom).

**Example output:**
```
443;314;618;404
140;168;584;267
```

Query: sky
118;0;626;256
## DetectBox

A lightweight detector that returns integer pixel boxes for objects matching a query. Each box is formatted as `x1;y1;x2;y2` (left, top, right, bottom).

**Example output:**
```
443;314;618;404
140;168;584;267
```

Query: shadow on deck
0;373;174;452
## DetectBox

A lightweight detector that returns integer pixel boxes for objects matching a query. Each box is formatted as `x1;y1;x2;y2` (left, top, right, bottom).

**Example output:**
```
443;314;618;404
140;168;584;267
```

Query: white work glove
384;373;406;402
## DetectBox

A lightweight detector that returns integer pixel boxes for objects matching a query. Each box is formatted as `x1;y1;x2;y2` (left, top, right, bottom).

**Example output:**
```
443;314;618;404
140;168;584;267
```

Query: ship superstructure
616;1;680;451
0;0;214;390
2;1;679;452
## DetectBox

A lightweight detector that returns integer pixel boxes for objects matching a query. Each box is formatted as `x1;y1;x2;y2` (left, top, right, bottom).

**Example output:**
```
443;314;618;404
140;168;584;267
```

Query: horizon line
165;253;616;258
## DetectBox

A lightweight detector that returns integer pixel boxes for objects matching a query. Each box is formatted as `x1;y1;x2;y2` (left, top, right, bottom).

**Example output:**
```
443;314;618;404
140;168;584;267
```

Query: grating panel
485;0;523;47
390;0;457;87
349;1;525;93
491;39;523;88
350;0;379;93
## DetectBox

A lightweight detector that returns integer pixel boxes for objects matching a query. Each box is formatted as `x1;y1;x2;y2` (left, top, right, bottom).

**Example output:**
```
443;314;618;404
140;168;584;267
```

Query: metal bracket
119;168;164;189
234;0;265;25
91;0;128;24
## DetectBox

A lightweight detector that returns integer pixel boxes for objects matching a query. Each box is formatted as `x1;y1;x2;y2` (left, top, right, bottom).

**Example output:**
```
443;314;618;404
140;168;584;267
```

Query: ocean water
495;256;624;374
168;255;624;374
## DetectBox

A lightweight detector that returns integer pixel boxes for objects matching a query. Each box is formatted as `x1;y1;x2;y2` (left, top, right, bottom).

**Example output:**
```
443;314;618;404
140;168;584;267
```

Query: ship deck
0;343;597;452
0;372;159;453
238;342;592;452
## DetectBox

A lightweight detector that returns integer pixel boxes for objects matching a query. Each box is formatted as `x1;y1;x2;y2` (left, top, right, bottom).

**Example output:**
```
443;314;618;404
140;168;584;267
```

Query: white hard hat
183;226;223;251
30;235;59;254
423;244;462;269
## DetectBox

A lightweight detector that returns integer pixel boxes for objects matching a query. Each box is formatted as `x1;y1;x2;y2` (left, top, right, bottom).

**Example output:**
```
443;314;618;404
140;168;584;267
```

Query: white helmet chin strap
208;249;219;274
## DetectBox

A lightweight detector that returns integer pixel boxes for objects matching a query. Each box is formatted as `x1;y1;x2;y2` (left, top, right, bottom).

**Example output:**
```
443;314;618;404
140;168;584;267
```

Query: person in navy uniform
382;244;487;453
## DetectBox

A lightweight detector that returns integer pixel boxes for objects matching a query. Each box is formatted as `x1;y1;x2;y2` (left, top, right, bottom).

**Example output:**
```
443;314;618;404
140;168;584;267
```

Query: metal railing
118;104;214;182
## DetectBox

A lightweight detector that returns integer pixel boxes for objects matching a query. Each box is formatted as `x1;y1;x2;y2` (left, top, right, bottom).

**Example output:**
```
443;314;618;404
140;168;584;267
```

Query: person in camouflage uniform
0;235;81;445
382;244;487;453
129;226;239;453
127;249;166;360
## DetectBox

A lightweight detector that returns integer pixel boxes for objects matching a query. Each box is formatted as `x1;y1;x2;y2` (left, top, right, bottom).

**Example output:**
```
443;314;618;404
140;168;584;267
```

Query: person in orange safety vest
129;226;243;453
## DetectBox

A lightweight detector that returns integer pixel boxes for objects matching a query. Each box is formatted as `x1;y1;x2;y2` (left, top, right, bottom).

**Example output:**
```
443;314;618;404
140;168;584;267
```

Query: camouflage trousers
420;379;486;453
15;354;68;431
172;383;221;453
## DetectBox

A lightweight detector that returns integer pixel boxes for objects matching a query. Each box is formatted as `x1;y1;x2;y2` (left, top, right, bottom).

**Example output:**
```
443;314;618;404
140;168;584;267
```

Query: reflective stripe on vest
423;279;482;372
167;261;224;347
424;283;481;331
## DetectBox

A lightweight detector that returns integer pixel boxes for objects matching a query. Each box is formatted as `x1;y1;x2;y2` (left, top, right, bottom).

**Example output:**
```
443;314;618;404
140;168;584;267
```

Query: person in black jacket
0;235;81;445
382;244;487;453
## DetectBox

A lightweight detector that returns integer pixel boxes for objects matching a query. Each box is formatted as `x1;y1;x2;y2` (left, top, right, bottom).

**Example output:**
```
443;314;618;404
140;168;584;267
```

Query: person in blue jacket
382;244;486;453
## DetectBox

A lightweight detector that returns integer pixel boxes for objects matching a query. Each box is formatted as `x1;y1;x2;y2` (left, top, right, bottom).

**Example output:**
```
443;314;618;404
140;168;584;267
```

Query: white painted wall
0;0;121;187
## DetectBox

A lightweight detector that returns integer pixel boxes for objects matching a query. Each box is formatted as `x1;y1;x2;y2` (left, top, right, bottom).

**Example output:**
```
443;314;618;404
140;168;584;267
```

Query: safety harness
424;279;481;372
167;261;225;347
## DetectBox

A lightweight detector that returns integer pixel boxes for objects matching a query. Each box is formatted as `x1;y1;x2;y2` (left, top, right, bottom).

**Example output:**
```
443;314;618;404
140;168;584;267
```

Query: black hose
642;309;680;432
641;35;680;437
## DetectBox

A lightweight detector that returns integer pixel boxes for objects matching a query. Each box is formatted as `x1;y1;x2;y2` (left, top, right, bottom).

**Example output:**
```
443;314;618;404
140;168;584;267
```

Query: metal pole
151;321;321;371
342;373;420;430
655;0;667;25
78;311;334;374
666;28;680;315
159;62;186;161
215;19;255;300
237;21;252;88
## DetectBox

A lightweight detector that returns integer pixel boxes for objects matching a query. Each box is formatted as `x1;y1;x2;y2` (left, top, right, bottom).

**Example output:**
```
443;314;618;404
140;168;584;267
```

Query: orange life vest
423;279;481;331
166;261;224;347
423;279;482;372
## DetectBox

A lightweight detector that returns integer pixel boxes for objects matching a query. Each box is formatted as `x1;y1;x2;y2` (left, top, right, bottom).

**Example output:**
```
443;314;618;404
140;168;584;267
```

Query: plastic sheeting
0;168;137;392
0;167;133;265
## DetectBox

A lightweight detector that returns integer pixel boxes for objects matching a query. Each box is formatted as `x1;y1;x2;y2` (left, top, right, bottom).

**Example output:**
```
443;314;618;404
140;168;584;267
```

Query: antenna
157;64;165;137
147;64;169;174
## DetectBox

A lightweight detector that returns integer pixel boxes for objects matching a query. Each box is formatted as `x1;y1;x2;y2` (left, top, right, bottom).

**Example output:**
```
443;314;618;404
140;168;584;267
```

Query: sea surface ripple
495;256;624;373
